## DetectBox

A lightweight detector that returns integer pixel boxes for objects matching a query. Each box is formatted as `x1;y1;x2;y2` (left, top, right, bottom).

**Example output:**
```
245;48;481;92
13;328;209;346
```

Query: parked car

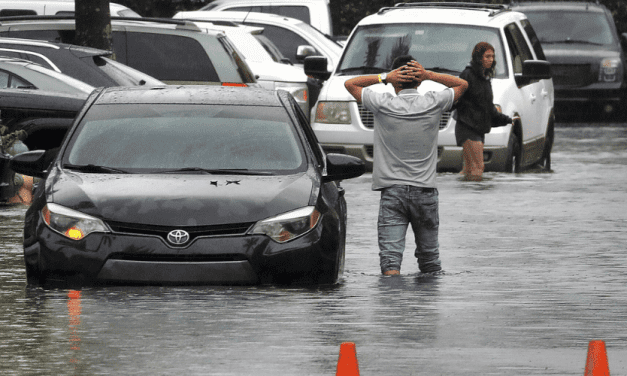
193;21;310;116
0;56;93;94
0;1;140;18
0;16;258;86
511;1;627;118
11;85;365;286
173;10;343;71
198;0;334;37
305;2;554;172
1;87;88;203
0;37;164;88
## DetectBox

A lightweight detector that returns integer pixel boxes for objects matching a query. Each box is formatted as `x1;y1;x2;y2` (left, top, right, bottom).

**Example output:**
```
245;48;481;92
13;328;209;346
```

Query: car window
504;23;533;75
522;10;615;45
227;5;311;25
245;22;316;64
65;104;306;173
339;23;507;78
125;32;220;83
0;70;31;88
519;19;546;60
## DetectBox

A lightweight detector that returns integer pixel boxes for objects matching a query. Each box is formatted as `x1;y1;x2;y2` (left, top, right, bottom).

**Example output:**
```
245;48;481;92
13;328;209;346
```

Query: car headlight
314;101;352;124
249;206;321;243
599;58;621;82
41;203;110;240
275;82;308;104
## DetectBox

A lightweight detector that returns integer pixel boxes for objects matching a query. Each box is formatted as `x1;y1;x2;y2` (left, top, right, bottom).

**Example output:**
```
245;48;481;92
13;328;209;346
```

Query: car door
504;22;545;164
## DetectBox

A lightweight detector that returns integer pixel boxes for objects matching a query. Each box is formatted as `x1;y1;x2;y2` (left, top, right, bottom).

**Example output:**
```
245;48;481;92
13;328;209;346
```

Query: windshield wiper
425;67;461;75
541;39;604;46
337;66;387;75
63;163;129;174
160;167;272;175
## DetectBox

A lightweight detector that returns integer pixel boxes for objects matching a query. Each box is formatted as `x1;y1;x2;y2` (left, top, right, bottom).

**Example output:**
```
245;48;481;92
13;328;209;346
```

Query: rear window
126;32;220;82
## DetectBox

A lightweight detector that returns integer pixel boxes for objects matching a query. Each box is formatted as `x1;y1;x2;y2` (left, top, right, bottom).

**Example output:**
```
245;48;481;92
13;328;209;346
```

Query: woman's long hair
471;41;496;78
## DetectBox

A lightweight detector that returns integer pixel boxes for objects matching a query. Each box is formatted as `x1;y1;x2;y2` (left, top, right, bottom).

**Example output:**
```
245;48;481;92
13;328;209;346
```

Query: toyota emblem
167;230;190;246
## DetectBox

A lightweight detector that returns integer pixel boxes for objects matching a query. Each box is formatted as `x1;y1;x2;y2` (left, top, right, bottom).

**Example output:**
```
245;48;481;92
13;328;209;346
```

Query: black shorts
455;121;485;146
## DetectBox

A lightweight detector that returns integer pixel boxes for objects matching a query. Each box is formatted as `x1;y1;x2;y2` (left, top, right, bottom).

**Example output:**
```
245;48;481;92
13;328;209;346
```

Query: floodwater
1;125;626;375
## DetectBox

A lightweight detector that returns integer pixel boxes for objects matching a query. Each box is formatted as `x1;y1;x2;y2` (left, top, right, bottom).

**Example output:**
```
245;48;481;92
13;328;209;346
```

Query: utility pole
74;0;113;54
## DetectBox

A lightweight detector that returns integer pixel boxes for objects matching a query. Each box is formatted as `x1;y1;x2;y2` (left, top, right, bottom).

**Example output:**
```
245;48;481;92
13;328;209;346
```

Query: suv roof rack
0;15;202;32
378;2;510;17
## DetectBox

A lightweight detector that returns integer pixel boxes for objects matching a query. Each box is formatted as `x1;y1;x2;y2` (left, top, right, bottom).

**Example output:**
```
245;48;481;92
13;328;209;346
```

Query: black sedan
11;85;365;285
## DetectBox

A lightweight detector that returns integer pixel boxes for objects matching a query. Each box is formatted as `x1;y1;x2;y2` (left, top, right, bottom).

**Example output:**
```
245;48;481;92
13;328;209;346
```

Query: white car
192;21;310;116
0;0;140;17
173;10;342;72
305;2;555;172
197;0;334;37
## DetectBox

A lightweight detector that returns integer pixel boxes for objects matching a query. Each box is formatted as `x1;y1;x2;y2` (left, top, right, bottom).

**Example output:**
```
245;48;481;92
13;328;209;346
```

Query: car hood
46;168;314;226
246;61;308;87
542;43;620;64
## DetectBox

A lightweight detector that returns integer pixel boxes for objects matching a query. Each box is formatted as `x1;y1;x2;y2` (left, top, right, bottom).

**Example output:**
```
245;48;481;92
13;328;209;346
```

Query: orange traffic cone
585;340;610;376
336;342;360;376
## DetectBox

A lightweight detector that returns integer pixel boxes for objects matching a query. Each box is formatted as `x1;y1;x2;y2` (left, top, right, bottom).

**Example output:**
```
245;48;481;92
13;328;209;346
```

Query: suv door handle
541;89;548;98
530;93;536;104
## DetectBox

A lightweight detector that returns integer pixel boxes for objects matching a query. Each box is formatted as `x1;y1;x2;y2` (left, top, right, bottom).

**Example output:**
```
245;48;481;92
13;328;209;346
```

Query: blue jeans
377;185;441;273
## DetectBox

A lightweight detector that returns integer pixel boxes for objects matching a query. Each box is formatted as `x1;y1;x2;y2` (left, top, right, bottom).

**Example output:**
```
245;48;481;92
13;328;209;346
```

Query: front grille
106;221;255;242
550;64;593;87
358;103;451;130
107;253;248;262
358;103;375;128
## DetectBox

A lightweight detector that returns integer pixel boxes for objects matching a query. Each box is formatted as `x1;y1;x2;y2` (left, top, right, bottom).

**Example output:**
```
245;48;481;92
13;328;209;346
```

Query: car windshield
64;104;306;174
522;11;615;45
338;24;507;78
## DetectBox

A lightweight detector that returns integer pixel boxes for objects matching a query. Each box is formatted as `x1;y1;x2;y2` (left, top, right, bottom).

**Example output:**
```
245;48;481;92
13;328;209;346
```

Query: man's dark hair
391;55;418;89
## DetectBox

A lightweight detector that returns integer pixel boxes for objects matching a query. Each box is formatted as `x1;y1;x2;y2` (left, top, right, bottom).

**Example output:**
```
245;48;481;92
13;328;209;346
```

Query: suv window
522;10;615;45
504;23;534;74
245;22;317;64
519;19;546;60
228;6;311;25
338;23;508;78
126;32;219;82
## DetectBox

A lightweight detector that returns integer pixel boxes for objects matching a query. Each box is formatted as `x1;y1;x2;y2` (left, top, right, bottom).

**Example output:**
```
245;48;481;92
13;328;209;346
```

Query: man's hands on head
387;60;429;86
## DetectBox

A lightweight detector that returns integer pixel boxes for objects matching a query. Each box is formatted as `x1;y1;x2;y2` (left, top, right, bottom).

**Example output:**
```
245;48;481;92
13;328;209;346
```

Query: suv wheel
505;131;521;173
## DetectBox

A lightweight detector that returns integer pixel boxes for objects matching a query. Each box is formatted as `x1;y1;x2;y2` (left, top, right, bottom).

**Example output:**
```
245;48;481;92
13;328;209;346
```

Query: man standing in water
344;55;467;275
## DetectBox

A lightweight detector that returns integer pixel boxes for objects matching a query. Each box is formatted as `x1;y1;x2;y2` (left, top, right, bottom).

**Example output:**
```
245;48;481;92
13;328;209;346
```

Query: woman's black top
455;62;512;136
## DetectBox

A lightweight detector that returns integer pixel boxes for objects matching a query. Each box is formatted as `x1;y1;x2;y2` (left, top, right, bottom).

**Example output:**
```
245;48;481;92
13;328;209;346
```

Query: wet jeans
377;185;441;273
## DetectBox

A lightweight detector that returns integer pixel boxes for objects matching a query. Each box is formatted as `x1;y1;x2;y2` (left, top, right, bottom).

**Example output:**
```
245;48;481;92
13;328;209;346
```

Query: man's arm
344;66;414;103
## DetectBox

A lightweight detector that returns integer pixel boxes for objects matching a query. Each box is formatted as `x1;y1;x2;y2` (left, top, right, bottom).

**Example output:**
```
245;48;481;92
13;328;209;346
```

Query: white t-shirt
362;87;454;190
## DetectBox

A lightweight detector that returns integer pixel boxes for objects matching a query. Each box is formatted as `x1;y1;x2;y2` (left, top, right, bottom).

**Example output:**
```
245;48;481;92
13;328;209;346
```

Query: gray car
511;1;627;119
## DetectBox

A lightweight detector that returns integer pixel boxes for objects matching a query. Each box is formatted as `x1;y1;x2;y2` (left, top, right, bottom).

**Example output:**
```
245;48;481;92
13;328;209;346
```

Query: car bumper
554;84;625;111
28;218;339;285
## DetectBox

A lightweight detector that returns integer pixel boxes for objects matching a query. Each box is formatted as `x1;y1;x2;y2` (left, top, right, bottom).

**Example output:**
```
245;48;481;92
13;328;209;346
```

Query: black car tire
539;123;554;171
505;131;521;173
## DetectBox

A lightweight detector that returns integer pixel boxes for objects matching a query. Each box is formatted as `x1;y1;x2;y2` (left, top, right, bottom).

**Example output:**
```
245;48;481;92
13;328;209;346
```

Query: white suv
305;2;554;172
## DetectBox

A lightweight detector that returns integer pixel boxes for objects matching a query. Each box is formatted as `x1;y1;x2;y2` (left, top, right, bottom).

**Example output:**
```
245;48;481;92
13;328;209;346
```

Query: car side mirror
296;45;317;62
323;153;365;182
9;150;51;179
304;56;331;81
515;60;551;86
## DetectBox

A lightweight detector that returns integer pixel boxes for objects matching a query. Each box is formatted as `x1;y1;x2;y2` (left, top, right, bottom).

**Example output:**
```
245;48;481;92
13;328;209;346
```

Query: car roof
357;3;526;28
0;36;111;56
95;86;283;107
174;10;307;27
510;1;607;12
0;16;224;36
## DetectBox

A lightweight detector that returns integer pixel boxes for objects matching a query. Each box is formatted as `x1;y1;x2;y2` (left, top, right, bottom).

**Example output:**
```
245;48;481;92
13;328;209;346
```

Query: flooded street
1;125;626;375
